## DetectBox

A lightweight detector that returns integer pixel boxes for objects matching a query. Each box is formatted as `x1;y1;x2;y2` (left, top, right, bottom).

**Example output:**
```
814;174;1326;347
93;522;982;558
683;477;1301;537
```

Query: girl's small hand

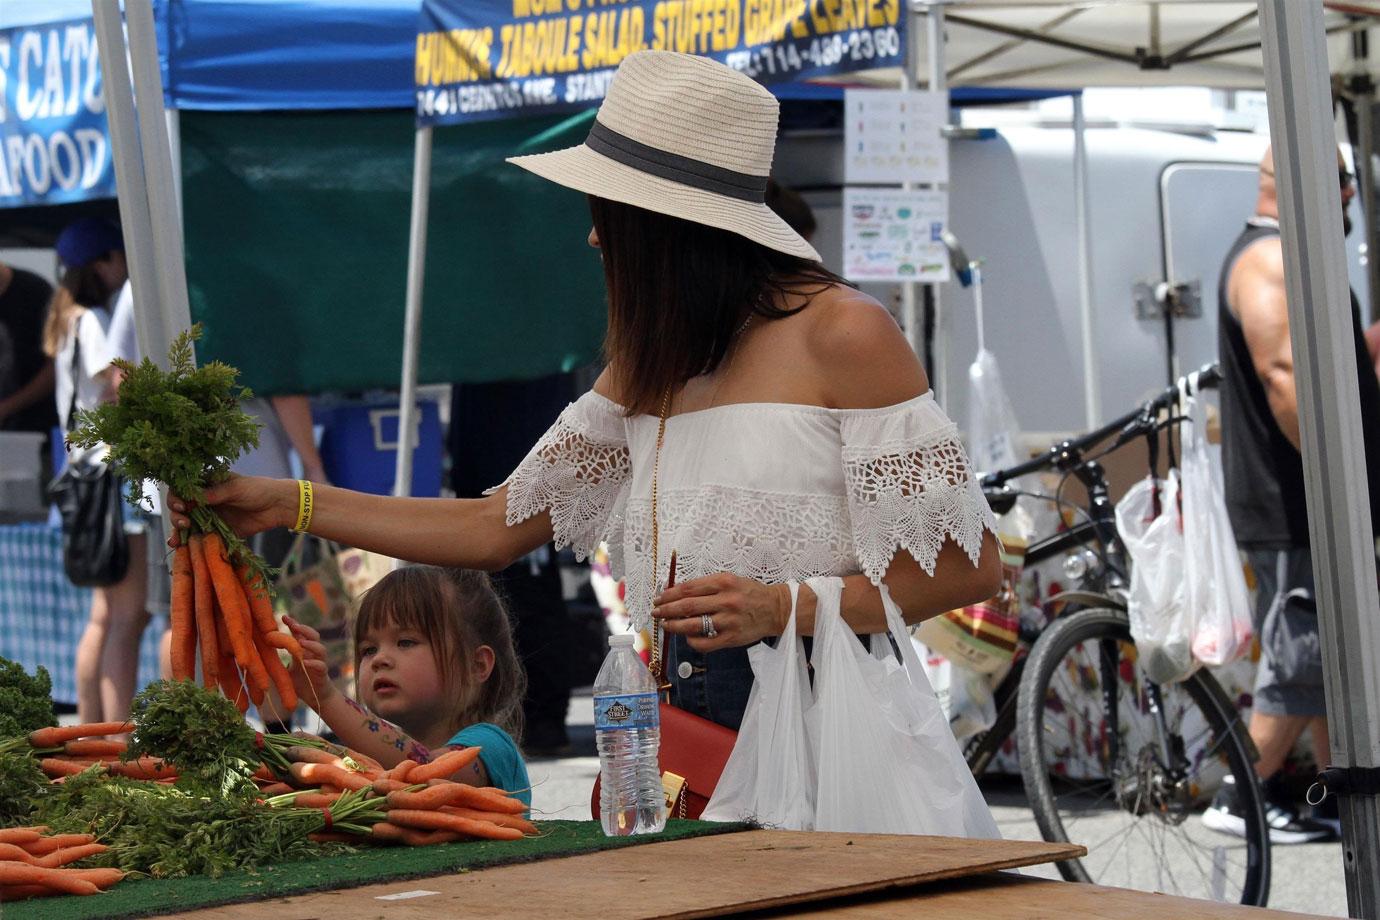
652;574;791;652
166;475;296;548
283;616;336;706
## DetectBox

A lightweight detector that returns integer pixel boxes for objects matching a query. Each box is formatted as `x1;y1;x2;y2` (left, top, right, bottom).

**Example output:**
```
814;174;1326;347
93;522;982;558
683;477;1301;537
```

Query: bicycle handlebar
980;362;1220;488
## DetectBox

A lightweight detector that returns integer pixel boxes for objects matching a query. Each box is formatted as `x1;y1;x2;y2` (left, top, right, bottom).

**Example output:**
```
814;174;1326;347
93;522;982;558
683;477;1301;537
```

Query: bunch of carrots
264;746;537;846
17;723;177;784
169;533;304;720
0;828;124;901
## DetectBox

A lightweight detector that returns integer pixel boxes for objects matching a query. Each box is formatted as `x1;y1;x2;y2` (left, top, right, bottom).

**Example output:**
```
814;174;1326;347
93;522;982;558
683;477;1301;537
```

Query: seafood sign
0;16;113;207
416;0;906;125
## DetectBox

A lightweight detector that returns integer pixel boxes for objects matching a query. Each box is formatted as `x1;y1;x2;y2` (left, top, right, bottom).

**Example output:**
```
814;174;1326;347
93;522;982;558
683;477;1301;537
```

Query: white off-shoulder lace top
489;390;998;630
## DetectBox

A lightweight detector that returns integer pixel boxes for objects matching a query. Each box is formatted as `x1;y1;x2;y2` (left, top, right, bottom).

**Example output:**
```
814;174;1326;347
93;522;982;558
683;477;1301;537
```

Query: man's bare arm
1231;241;1301;450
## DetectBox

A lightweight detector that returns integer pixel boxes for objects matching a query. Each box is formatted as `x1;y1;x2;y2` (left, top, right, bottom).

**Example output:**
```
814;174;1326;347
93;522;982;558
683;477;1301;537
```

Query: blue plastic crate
316;400;443;497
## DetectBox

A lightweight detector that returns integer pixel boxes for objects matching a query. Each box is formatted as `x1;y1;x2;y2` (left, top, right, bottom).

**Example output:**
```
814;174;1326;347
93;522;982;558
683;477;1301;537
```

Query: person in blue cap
42;217;154;728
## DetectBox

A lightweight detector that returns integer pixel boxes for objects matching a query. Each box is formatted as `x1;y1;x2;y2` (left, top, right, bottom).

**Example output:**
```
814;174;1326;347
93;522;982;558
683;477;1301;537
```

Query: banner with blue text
417;0;904;126
1;16;114;208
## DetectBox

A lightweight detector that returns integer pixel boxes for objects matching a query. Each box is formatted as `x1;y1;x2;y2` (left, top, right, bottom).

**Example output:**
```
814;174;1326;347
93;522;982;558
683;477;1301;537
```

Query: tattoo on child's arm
343;697;431;760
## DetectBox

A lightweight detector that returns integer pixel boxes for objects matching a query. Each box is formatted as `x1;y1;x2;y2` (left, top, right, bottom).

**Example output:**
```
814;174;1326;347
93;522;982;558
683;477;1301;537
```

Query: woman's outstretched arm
169;479;552;572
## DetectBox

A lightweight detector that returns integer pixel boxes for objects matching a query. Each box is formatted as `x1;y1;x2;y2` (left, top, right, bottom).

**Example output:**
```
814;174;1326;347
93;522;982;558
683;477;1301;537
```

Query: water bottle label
593;692;659;731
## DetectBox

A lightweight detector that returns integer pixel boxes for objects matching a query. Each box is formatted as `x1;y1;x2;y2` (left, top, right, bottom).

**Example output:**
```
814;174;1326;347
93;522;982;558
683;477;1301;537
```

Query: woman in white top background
43;218;150;726
170;51;1001;784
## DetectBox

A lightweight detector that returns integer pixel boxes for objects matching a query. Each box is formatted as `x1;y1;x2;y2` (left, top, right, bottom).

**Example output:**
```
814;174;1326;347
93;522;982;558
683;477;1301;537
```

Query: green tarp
181;109;607;396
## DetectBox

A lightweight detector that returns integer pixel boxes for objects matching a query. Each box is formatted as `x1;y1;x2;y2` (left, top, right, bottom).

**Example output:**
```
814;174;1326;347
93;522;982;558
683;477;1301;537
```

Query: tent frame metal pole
394;125;433;499
1353;29;1380;324
1259;3;1380;917
124;0;192;365
927;2;949;412
90;0;164;367
1072;93;1099;428
899;5;921;364
947;9;1084;82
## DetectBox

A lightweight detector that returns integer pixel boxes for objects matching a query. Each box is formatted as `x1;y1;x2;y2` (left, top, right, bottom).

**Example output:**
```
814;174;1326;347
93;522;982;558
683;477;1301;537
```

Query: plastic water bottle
594;634;665;836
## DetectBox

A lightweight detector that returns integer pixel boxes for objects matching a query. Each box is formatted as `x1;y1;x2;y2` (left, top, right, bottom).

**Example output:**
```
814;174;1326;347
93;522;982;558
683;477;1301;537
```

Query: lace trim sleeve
484;391;631;562
841;395;998;585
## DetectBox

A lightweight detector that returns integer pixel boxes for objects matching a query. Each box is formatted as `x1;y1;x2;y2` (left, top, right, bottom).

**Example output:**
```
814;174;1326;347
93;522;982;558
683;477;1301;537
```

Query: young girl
285;565;531;805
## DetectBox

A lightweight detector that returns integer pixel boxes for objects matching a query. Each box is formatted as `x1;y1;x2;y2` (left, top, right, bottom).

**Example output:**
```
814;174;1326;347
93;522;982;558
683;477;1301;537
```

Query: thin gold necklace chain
649;310;754;687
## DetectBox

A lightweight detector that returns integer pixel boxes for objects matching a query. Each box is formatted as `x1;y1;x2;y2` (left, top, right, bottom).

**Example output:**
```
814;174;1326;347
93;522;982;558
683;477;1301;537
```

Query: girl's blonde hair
42;264;109;357
353;566;526;743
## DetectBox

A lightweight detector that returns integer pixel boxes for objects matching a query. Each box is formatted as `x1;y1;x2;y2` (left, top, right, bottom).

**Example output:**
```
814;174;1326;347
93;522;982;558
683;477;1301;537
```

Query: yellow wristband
292;479;314;533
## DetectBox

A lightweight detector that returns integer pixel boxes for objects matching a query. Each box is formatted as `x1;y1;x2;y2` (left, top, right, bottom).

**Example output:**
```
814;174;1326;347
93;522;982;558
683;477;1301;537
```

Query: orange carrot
20;835;94;857
441;806;539;836
385;784;498;812
252;763;276;782
384;809;524;840
258;782;294;797
189;535;221;690
170;543;196;681
62;739;126;758
286;792;342;809
0;864;99;895
106;757;176;781
371;777;410;796
235;562;276;633
421;781;528;815
409;747;482;783
286;746;347;767
62;867;124;889
28;723;131;748
38;759;102;779
254;631;298;718
203;534;267;686
32;844;107;869
389;758;418;782
0;842;37;862
0;829;44;846
289;762;371;792
261;629;305;662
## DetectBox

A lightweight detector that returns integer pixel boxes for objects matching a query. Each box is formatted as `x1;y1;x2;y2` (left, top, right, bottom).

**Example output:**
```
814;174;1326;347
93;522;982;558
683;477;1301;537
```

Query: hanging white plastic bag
1179;378;1253;667
967;348;1022;473
703;583;816;829
1116;471;1194;684
809;577;1000;838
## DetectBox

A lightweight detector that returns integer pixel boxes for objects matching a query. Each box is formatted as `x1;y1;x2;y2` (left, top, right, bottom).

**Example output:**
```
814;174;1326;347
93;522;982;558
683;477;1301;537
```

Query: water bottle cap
608;634;635;648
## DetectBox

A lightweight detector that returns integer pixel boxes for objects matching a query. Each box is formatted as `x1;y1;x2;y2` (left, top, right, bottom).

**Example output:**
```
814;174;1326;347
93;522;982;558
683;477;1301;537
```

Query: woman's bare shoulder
802;285;929;409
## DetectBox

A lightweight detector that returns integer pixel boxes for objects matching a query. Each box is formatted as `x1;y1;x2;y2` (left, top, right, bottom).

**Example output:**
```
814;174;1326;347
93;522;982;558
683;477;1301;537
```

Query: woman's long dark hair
589;195;847;416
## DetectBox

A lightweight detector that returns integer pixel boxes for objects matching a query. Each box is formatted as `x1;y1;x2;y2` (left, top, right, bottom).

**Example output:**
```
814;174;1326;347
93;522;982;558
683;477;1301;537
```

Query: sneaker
1201;776;1335;844
1311;792;1343;838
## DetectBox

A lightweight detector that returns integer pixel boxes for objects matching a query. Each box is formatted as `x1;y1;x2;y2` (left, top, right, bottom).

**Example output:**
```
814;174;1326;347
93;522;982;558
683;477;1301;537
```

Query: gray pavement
533;691;1351;918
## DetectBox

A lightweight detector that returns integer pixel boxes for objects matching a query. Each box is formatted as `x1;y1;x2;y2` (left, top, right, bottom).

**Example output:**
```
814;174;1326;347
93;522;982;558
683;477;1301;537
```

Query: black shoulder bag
46;329;130;587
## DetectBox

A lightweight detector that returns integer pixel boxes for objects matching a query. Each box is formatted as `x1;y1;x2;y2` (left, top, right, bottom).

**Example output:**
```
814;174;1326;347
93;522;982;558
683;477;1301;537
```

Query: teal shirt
448;722;531;808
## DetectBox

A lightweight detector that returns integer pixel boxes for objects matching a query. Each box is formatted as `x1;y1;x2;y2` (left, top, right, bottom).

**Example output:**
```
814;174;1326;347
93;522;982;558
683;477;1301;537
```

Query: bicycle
960;363;1270;906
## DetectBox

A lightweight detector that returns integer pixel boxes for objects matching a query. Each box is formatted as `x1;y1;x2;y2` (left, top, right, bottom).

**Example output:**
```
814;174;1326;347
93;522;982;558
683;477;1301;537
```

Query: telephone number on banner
725;27;902;80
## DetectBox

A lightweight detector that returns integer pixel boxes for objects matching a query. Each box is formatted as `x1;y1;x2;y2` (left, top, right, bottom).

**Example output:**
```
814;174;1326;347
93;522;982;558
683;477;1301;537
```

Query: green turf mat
8;820;749;920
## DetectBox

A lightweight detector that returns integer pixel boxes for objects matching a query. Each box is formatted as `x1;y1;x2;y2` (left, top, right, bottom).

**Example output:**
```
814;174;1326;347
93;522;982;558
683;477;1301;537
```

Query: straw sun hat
507;51;820;262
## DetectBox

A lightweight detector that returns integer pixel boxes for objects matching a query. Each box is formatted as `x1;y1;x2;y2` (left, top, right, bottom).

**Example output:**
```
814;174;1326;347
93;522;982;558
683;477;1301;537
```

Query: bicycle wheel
1016;607;1270;906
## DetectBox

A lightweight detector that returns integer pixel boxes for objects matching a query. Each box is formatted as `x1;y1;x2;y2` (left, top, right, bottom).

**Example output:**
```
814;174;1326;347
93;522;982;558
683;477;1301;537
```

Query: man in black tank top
1203;146;1380;844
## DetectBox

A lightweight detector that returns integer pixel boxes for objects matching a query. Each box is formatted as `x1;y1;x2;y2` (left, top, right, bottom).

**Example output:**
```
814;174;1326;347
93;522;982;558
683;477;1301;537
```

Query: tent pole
124;0;192;364
394;126;433;498
1354;30;1380;324
1259;4;1380;918
927;2;949;412
1072;93;1099;428
899;6;920;366
90;1;163;366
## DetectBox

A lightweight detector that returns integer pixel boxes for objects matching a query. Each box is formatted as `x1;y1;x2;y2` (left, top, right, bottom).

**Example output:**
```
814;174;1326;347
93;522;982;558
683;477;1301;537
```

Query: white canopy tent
97;0;1379;911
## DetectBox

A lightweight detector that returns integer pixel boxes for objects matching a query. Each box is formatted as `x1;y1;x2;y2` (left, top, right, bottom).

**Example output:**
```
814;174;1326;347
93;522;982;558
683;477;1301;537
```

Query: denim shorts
1245;548;1325;718
665;635;756;731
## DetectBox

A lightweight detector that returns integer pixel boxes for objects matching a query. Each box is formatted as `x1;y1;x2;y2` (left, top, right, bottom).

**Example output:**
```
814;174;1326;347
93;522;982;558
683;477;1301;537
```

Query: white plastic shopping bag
1116;471;1194;684
703;583;816;829
809;577;1000;838
1179;377;1253;667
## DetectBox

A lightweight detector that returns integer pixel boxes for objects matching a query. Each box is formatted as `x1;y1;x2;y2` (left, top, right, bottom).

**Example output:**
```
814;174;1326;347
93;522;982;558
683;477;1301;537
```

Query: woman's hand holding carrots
166;476;296;548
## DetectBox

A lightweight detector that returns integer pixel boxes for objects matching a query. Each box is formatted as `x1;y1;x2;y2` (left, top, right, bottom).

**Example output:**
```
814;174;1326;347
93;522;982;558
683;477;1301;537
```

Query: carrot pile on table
0;669;535;903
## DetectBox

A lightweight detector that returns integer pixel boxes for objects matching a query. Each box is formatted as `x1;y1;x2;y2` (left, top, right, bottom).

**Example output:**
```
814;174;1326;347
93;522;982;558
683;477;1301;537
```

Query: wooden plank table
185;830;1079;919
174;829;1332;920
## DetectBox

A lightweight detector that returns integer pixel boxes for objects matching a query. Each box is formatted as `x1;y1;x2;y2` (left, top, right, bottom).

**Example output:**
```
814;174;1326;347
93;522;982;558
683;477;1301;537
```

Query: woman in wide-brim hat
170;49;1001;812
